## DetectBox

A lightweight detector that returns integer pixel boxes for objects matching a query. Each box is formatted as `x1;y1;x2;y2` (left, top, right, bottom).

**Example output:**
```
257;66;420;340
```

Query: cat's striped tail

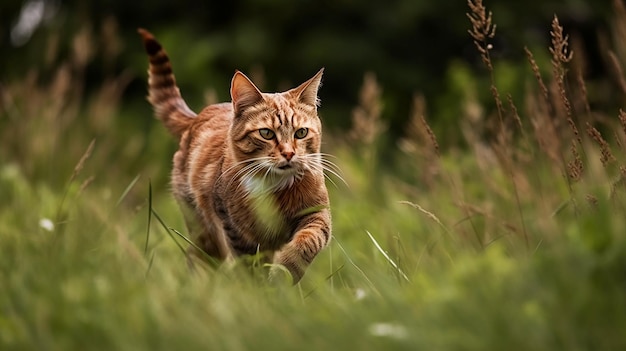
138;28;196;138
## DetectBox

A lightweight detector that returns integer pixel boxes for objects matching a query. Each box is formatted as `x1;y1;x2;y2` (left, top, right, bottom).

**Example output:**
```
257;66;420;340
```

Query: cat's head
228;69;324;188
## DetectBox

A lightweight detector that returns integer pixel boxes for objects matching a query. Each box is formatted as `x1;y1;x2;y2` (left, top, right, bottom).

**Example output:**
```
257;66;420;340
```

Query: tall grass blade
333;237;380;295
145;251;156;277
151;208;186;256
303;264;345;299
145;180;152;255
398;200;451;235
55;139;96;225
365;230;410;283
116;174;141;207
170;228;219;265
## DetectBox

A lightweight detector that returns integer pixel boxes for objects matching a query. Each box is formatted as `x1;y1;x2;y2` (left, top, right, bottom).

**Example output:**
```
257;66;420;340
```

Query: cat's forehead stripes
266;94;296;127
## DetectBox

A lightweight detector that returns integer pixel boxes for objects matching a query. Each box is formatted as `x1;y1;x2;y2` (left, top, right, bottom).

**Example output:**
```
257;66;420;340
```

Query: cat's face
228;70;324;187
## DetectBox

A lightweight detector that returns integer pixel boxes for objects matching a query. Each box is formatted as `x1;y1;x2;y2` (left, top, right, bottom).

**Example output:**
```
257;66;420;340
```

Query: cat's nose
279;143;295;161
282;150;295;161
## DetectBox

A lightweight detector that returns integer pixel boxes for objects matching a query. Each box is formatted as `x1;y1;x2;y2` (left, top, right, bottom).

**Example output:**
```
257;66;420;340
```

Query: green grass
2;131;625;350
3;4;626;349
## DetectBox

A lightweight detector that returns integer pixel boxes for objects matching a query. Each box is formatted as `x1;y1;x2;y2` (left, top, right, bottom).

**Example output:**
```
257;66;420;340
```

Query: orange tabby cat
138;29;331;283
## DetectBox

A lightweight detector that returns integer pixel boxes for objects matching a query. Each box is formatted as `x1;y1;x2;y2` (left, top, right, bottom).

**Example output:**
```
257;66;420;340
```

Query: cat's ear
290;68;324;107
231;71;264;116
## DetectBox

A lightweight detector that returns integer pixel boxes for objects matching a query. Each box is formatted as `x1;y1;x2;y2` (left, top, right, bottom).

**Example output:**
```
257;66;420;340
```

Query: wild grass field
2;1;626;350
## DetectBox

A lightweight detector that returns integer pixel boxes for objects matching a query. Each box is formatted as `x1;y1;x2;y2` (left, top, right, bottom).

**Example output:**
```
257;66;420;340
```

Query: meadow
2;1;626;349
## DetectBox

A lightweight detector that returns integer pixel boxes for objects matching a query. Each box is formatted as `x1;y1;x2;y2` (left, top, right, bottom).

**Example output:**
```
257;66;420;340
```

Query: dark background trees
0;0;615;139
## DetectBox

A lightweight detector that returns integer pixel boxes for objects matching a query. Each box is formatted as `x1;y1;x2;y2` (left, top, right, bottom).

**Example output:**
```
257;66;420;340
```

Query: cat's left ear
231;71;265;116
290;68;324;107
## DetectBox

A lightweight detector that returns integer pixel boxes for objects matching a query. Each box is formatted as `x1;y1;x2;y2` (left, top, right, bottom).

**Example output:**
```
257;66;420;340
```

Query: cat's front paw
271;250;307;284
267;263;294;285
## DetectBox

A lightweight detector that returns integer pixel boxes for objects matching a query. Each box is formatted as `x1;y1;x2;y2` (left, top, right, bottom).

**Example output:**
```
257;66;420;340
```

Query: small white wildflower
368;322;408;339
39;218;54;232
355;288;367;301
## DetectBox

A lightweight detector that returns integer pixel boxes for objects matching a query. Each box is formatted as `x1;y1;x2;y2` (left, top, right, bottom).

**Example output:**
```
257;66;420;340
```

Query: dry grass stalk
467;0;496;70
421;115;440;158
549;16;580;145
484;81;506;140
610;165;626;199
506;94;535;168
507;94;523;133
529;116;562;168
467;0;506;146
398;94;441;185
524;48;564;168
586;122;616;167
619;109;626;149
403;93;440;157
398;201;449;233
72;25;95;69
567;140;583;182
78;175;96;196
468;0;529;246
454;201;521;243
467;0;506;140
70;139;96;183
607;51;626;97
550;15;574;70
585;194;598;207
349;72;385;145
524;47;550;102
100;16;123;70
398;93;427;155
88;73;134;132
612;0;626;61
620;109;626;131
575;67;592;119
616;130;623;151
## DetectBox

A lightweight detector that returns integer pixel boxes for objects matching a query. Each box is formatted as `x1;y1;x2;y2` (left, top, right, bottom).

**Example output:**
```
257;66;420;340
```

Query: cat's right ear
231;71;264;116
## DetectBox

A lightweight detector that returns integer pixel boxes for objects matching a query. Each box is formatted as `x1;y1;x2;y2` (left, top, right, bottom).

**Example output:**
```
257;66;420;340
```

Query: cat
138;28;331;283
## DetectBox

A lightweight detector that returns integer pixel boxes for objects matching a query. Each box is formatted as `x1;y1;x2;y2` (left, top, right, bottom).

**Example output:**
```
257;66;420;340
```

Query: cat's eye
259;128;275;140
294;128;308;139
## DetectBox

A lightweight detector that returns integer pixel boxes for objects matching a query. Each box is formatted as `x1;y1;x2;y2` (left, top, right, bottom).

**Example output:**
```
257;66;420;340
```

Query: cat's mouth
274;162;299;175
275;160;295;170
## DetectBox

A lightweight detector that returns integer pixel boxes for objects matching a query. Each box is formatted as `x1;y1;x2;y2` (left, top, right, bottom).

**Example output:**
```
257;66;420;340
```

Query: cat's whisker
317;155;343;173
219;156;273;182
234;161;272;192
307;162;343;189
260;164;276;192
230;158;272;179
302;153;347;187
231;161;265;180
323;165;347;187
321;153;338;158
231;164;266;192
319;159;342;174
228;163;260;188
308;152;339;160
324;171;348;188
311;164;340;189
319;158;345;177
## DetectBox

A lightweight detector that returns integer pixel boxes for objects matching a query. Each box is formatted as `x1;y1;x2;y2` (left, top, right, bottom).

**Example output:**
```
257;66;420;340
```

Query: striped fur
138;29;331;283
138;28;197;137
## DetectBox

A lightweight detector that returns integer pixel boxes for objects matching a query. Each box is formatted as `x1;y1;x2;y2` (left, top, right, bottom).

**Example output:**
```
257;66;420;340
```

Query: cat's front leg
270;211;331;283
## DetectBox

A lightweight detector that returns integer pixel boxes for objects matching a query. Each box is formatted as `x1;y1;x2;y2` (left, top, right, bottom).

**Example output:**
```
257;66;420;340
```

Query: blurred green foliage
2;1;626;349
0;0;614;138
